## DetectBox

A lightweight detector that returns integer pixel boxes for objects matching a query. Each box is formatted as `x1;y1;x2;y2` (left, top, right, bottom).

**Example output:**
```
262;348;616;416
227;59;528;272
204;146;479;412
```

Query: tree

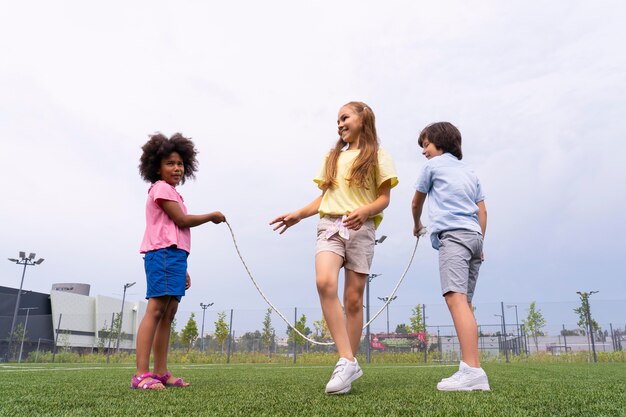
287;314;311;352
240;331;262;352
313;318;331;342
170;318;179;349
214;311;230;354
574;296;601;337
8;323;26;359
522;301;546;352
409;304;425;333
395;324;410;334
180;313;199;353
261;308;275;355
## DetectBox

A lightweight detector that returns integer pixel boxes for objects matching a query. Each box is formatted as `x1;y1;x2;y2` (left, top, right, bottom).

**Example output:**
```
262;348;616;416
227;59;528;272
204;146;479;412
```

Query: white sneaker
437;362;490;391
325;357;363;394
439;361;470;383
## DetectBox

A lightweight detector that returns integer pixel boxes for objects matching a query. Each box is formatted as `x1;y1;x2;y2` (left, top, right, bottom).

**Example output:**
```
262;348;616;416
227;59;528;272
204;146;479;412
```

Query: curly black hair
139;132;199;184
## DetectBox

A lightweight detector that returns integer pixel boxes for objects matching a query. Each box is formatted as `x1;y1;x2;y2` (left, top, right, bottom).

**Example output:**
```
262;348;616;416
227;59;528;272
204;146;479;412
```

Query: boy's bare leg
344;269;367;356
316;251;353;360
445;292;480;368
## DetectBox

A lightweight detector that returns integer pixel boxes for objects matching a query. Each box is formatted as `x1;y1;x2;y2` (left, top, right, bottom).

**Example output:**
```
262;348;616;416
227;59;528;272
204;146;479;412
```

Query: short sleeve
414;164;432;194
313;154;329;190
376;148;399;189
475;177;485;203
149;181;181;203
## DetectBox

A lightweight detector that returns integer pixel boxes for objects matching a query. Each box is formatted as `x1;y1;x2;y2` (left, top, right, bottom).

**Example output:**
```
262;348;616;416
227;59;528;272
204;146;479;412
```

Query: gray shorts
438;229;483;302
315;216;376;274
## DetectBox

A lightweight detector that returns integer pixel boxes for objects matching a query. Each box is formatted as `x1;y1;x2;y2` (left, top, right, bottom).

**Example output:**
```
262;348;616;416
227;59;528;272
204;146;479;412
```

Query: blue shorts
144;246;188;302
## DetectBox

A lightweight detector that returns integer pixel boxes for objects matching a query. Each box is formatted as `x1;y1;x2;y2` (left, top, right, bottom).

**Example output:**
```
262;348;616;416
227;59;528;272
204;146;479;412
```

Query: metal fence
1;298;624;362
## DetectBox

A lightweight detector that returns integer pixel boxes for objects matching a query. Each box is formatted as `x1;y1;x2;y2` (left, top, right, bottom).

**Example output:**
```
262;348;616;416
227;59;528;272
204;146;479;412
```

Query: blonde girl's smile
337;106;363;148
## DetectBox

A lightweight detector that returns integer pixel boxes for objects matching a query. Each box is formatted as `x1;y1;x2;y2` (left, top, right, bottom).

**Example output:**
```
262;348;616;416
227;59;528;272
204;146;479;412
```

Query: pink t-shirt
140;180;191;253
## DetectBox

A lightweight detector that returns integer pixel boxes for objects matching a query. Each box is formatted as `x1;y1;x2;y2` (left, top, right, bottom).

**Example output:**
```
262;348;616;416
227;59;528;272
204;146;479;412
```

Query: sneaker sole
437;384;491;392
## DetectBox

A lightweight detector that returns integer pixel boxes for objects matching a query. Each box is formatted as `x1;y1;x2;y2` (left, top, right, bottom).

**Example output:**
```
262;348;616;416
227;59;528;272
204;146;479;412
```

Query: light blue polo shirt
414;153;485;249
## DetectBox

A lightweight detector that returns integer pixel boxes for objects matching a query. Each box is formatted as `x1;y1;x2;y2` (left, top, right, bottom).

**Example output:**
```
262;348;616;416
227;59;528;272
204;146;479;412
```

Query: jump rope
224;220;426;346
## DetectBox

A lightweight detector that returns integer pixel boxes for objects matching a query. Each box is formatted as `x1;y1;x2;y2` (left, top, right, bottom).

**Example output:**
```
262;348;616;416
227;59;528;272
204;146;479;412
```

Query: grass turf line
0;363;624;417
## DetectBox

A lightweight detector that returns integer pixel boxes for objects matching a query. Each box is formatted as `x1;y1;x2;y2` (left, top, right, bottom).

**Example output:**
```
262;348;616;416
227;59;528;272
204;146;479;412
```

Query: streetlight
365;235;386;364
18;307;38;363
576;291;599;363
378;296;397;334
506;304;520;338
365;273;381;364
200;302;214;352
7;252;44;360
494;312;509;363
115;281;136;352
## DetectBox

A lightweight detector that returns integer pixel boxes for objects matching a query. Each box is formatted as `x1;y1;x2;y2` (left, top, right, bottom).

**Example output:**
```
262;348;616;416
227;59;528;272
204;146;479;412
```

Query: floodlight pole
365;235;386;364
18;307;38;363
116;281;136;352
378;296;397;334
200;302;214;352
7;252;44;361
365;273;381;364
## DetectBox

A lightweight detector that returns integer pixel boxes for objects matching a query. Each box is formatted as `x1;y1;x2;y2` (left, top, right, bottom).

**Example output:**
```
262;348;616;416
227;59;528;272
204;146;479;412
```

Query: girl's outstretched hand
211;211;226;224
270;213;301;234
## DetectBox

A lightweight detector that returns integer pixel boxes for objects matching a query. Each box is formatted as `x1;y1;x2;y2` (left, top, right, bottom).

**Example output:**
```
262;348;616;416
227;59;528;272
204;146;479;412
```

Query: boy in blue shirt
412;122;490;391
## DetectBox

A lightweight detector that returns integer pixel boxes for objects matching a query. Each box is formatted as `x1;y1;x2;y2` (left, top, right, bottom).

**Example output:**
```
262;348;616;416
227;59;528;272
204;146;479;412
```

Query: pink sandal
131;372;165;390
157;371;190;387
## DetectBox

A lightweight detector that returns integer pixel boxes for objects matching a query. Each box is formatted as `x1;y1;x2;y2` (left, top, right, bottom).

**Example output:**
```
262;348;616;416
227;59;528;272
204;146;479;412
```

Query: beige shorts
315;215;376;274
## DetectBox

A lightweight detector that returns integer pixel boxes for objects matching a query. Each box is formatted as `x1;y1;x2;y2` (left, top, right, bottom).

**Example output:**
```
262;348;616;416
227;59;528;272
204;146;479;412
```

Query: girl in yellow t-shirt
270;101;398;394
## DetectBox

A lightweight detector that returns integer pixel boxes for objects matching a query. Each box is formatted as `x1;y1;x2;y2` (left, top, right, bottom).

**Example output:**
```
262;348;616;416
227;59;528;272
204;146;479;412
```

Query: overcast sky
1;1;625;335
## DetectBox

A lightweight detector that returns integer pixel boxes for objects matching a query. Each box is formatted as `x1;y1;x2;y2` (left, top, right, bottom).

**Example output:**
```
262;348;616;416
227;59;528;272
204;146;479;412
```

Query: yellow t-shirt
314;148;399;229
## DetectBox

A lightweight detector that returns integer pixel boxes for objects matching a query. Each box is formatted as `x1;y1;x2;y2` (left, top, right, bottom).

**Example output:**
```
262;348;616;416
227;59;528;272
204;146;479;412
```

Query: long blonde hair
323;101;379;189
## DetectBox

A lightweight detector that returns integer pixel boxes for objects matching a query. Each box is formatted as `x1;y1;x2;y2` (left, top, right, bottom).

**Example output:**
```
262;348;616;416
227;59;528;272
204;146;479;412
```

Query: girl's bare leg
153;297;178;375
344;269;367;356
316;251;353;359
135;297;168;374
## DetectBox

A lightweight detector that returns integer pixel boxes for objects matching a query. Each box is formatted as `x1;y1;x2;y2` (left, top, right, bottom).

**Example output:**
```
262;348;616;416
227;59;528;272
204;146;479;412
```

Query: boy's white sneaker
325;357;363;394
437;362;490;391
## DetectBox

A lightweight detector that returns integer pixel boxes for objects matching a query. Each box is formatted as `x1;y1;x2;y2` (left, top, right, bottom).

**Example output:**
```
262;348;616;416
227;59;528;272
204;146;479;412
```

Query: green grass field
0;362;624;416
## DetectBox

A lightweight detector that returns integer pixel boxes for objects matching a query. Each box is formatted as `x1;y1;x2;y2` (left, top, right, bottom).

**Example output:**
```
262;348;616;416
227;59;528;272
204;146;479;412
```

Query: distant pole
7;252;45;360
293;307;297;364
365;235;386;364
422;304;427;363
609;323;615;351
18;307;38;363
577;291;599;363
366;273;382;364
106;312;115;364
116;281;136;352
227;309;233;363
378;296;397;334
501;302;509;363
562;324;568;352
52;314;63;363
200;302;214;352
